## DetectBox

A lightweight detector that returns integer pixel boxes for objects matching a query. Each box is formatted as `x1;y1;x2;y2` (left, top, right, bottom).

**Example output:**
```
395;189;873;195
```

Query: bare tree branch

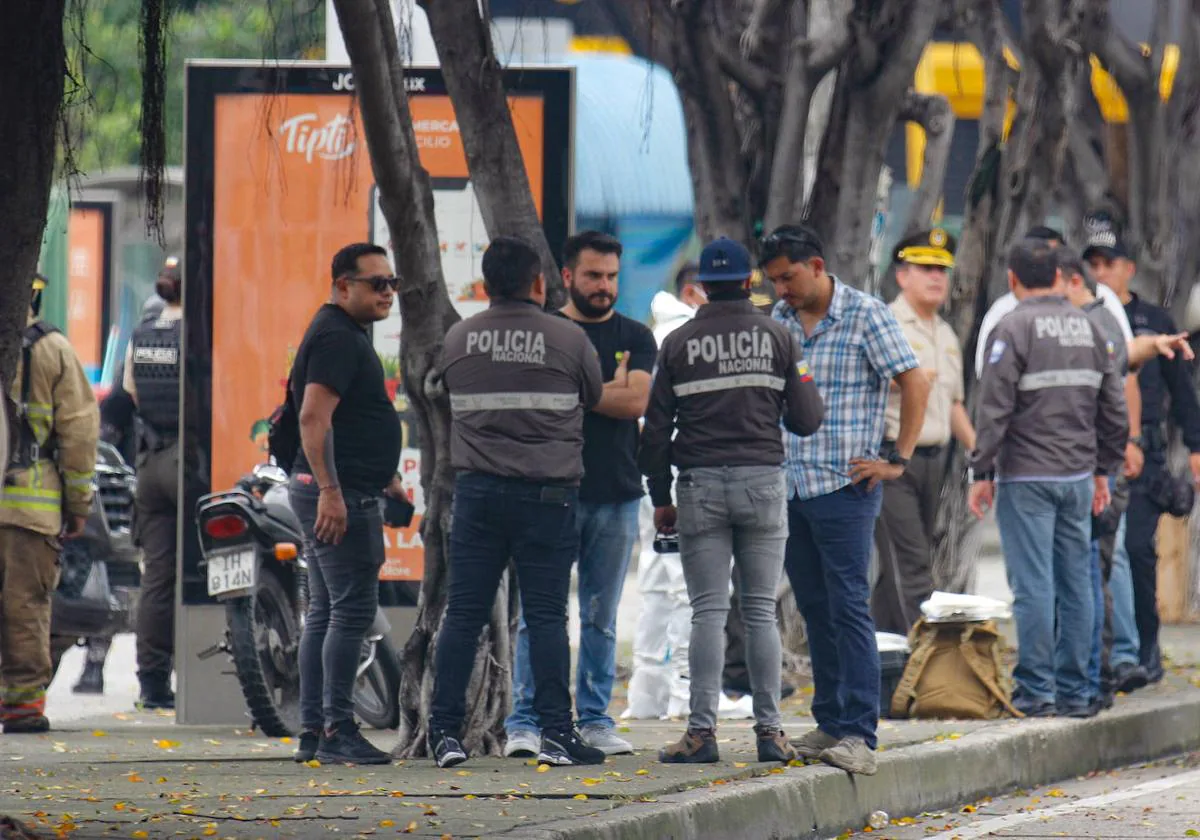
715;38;772;98
806;0;853;76
899;92;955;236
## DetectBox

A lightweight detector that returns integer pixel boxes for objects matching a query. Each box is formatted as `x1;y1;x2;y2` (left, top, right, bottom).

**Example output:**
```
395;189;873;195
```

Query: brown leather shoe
658;728;719;763
756;727;798;763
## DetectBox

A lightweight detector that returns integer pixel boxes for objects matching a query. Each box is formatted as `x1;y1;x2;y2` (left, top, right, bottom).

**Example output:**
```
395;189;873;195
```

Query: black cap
893;228;956;268
698;237;752;283
1081;211;1129;261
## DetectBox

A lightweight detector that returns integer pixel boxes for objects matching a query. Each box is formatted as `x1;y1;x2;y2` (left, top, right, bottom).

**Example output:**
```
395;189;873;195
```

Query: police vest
130;316;181;436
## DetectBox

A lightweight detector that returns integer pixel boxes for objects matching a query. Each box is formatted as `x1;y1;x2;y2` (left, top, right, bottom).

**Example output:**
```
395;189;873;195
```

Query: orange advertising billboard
182;63;573;605
67;205;111;382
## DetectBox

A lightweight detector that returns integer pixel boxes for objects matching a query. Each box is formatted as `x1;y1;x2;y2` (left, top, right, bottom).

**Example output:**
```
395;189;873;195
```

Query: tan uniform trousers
0;525;60;720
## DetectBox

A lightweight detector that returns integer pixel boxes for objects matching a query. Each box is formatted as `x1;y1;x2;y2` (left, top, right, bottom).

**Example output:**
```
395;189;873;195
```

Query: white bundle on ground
920;590;1012;622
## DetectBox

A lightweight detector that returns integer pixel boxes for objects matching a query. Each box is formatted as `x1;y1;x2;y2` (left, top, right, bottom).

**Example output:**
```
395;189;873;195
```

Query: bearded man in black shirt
288;243;405;766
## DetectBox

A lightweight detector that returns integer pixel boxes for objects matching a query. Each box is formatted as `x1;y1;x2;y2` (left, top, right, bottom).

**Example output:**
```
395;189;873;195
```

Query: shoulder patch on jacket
988;339;1007;365
795;360;813;382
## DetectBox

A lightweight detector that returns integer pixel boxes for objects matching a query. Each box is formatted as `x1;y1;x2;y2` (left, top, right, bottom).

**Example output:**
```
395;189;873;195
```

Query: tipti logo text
279;113;356;163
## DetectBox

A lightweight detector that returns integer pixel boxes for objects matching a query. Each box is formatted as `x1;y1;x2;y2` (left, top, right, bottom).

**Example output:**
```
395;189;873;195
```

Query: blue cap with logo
698;237;752;283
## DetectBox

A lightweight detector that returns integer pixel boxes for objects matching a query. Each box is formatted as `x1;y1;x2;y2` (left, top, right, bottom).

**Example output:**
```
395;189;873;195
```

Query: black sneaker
538;727;606;766
293;730;320;763
315;721;392;766
73;661;104;695
429;728;468;769
755;727;797;763
1114;661;1150;693
137;683;175;711
2;715;50;734
1056;701;1098;719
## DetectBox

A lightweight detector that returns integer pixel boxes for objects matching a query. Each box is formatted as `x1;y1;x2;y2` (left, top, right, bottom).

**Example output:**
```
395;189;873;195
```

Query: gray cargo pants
676;465;787;733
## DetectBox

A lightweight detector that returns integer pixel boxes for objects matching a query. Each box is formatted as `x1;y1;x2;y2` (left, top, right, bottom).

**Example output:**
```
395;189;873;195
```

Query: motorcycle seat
260;501;303;543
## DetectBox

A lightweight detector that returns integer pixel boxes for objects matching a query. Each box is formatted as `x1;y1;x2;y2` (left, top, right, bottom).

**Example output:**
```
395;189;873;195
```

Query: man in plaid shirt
763;224;930;775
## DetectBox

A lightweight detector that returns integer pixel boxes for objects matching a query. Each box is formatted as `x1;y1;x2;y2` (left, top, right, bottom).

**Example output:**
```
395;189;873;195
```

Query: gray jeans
676;465;787;732
289;478;385;731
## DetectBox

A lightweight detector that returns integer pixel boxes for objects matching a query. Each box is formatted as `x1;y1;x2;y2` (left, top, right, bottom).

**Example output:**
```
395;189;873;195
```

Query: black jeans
432;471;577;735
1125;449;1166;666
290;478;385;731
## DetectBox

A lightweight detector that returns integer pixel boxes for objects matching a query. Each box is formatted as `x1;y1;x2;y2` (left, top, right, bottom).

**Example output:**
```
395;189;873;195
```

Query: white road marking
920;765;1200;839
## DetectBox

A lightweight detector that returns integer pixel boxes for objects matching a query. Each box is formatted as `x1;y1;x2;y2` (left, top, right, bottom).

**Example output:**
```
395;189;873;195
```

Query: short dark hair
1025;225;1065;244
483;236;542;299
1008;238;1059;289
1055;245;1097;295
674;261;699;295
759;224;824;267
331;243;388;282
563;230;623;268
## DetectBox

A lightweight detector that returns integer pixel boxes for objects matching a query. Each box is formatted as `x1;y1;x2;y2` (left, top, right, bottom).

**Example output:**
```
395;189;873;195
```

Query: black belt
884;441;946;458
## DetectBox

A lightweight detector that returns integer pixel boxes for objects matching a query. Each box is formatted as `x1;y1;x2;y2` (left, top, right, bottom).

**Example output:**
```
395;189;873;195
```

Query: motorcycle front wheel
225;568;301;737
354;633;401;730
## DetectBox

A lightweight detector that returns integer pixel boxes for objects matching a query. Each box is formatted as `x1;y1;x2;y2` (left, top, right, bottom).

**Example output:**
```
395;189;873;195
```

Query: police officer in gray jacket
639;237;824;765
969;238;1128;718
429;236;605;770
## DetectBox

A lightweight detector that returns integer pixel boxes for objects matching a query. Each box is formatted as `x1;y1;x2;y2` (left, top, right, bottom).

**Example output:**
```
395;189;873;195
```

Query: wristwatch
886;450;910;468
1129;435;1145;449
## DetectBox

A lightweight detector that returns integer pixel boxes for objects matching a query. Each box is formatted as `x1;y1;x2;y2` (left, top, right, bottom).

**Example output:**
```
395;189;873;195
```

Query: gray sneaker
790;727;839;760
818;736;877;775
504;729;541;758
579;724;634;755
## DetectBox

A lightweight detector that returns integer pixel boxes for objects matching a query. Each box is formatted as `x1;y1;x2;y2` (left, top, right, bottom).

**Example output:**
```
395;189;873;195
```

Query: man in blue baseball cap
639;236;824;765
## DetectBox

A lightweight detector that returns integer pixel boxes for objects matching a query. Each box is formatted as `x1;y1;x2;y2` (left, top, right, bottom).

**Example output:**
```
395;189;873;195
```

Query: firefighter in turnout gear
123;256;184;710
1;273;99;733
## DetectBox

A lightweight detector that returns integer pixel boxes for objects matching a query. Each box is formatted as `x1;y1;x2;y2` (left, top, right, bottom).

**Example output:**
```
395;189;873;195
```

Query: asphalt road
868;752;1200;839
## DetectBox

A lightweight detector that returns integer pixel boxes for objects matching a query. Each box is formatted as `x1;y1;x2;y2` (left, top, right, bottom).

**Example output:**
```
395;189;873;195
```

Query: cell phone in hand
383;493;415;528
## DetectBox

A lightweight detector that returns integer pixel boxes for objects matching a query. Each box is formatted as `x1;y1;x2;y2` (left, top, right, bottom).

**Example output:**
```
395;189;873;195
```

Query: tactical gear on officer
125;256;184;710
1;272;99;732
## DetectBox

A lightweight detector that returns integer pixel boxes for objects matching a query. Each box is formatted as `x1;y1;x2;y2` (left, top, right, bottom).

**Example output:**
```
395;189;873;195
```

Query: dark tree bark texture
0;0;67;388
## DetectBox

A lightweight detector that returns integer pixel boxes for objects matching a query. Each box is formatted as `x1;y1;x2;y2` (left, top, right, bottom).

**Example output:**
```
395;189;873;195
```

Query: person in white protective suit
625;264;705;720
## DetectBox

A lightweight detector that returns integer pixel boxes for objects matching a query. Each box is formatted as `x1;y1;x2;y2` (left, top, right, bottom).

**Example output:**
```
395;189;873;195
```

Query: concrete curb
503;691;1200;840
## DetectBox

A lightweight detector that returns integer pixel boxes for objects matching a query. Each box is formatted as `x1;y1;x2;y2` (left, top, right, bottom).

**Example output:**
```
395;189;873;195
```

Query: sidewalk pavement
11;633;1200;840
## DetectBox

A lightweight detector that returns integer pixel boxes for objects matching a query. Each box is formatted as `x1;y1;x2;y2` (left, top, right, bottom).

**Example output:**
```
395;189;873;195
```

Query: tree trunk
419;0;565;307
0;0;67;387
332;0;475;759
900;93;956;236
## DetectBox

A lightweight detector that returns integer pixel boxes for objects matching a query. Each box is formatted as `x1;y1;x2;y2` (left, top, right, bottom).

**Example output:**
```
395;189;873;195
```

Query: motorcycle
50;440;142;677
194;463;401;737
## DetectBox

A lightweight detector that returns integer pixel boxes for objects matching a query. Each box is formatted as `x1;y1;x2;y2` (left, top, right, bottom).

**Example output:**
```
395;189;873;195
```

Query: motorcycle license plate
207;548;257;597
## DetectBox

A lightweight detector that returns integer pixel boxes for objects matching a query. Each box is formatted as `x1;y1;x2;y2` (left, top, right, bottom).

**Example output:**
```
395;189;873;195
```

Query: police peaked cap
893;228;956;268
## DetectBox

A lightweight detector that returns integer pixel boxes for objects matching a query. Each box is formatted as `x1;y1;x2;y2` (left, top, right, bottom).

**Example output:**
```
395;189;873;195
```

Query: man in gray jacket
970;238;1128;718
431;236;605;769
640;237;824;764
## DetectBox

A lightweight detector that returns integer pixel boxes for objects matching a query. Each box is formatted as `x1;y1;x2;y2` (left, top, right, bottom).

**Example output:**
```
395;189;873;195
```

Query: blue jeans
290;479;386;731
433;472;578;735
995;478;1094;707
1109;513;1141;668
784;483;882;748
506;498;640;733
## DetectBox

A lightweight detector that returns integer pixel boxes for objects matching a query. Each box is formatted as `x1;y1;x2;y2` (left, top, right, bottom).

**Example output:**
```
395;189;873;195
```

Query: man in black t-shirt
287;242;405;767
504;231;657;758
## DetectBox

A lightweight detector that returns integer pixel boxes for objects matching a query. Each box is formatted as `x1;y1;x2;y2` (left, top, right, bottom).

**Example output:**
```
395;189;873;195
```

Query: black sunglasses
760;230;822;261
346;274;400;293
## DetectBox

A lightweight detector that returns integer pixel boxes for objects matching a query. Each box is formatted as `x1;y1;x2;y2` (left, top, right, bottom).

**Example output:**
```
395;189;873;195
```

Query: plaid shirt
772;278;919;501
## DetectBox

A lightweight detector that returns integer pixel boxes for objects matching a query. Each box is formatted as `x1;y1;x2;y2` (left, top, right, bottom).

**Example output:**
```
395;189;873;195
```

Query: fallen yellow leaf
733;762;748;768
455;770;471;776
403;821;419;833
132;832;149;839
125;774;144;783
389;791;406;798
281;737;292;743
573;794;588;800
635;769;650;776
379;819;394;827
203;830;217;837
581;778;602;786
305;759;321;768
113;803;126;812
536;765;549;773
463;794;476;800
154;739;181;750
92;730;107;737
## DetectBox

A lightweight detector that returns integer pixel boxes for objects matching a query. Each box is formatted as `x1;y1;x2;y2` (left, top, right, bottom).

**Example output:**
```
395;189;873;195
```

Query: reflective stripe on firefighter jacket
1;319;99;535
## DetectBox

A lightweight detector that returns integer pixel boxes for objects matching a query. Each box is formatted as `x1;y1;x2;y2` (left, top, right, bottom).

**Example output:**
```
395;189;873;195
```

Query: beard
569;284;615;319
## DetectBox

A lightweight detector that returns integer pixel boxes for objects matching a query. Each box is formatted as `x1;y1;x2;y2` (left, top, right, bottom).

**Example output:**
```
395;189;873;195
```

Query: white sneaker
504;729;541;758
579;724;634;755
